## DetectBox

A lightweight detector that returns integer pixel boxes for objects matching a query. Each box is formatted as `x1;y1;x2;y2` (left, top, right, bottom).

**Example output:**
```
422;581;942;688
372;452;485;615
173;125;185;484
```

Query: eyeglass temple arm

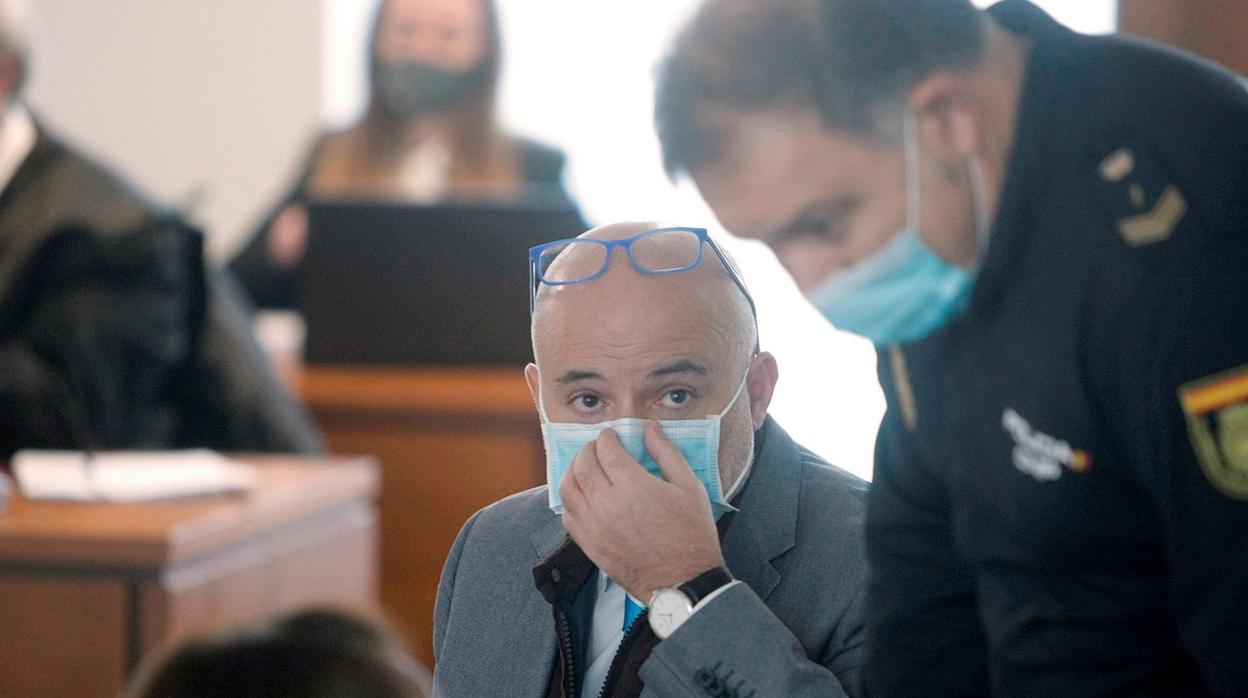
705;237;761;354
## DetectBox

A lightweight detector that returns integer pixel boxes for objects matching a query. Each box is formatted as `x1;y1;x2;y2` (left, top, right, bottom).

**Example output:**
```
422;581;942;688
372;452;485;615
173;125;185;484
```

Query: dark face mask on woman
371;59;489;120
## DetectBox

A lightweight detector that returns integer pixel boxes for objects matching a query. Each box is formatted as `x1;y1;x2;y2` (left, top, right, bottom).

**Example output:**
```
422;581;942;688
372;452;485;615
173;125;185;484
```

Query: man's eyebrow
555;370;605;385
648;360;710;378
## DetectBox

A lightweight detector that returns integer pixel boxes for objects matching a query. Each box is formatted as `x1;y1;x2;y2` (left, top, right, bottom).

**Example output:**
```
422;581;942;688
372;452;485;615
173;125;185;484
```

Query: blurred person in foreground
127;608;429;698
0;0;321;456
434;222;868;697
655;0;1248;695
231;0;580;309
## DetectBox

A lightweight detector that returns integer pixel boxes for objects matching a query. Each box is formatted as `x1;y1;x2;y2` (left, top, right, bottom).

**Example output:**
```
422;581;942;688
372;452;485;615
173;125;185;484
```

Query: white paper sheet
12;450;257;503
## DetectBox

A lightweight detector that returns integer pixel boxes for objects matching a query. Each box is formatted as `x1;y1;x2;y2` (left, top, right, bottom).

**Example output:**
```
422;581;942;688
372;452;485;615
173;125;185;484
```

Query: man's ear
907;71;985;164
524;363;541;413
746;352;779;430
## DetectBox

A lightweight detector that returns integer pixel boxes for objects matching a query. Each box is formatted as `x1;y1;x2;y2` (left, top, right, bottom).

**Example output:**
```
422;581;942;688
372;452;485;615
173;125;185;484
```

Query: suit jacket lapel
512;580;559;695
476;511;564;694
721;417;802;602
438;511;560;698
531;510;570;561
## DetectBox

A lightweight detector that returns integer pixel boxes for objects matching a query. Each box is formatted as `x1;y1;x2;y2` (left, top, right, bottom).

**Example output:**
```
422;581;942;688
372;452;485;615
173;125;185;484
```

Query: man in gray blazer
434;221;868;697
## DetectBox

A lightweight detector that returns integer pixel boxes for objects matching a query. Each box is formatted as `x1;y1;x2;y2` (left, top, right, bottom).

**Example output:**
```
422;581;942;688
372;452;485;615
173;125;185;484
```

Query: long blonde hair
311;0;510;198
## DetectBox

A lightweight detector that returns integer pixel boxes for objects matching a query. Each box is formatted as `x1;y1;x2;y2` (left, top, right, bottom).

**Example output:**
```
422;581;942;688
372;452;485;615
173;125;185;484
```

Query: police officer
655;0;1248;695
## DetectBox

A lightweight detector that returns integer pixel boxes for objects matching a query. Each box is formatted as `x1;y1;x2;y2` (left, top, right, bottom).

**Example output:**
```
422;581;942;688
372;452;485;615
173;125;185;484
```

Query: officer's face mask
807;108;990;345
539;369;751;519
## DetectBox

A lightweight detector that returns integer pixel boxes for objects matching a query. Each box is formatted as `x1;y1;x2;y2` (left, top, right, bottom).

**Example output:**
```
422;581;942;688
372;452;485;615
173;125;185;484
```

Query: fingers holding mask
593;427;649;485
569;436;612;503
559;442;598;517
558;456;585;516
645;420;701;492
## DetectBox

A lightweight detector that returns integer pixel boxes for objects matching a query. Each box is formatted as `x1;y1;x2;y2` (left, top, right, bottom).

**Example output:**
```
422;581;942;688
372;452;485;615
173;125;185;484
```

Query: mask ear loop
716;368;752;420
717;364;756;503
902;108;923;236
911;107;991;269
968;155;991;260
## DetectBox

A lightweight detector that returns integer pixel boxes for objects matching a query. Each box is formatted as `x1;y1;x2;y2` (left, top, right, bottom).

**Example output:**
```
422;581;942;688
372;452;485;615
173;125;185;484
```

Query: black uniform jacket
863;1;1248;696
0;126;323;457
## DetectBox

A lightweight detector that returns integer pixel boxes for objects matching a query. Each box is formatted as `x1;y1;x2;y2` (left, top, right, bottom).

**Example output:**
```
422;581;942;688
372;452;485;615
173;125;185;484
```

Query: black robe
0;126;323;457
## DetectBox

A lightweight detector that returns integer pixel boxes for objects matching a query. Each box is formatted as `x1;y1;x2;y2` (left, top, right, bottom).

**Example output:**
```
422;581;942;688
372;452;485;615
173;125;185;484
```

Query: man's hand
559;421;725;602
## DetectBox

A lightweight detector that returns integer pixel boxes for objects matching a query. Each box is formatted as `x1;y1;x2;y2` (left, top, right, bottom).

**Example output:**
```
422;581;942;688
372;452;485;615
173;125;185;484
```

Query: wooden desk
298;366;544;666
0;456;379;698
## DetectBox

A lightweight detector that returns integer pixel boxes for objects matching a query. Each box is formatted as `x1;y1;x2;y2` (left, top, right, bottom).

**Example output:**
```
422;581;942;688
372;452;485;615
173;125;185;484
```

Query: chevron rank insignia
1180;364;1248;500
1095;143;1187;247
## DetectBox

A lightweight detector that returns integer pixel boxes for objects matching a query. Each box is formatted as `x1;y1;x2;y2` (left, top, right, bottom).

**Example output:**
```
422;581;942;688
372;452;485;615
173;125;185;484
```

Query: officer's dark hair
655;0;986;177
125;608;429;698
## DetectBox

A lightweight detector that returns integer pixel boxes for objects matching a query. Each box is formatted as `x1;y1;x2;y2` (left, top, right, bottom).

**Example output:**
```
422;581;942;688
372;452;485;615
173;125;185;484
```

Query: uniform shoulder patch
1094;141;1187;247
1179;364;1248;499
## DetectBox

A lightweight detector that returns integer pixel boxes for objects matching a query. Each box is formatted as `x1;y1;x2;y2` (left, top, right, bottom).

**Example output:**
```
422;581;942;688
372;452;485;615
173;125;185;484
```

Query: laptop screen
300;201;585;366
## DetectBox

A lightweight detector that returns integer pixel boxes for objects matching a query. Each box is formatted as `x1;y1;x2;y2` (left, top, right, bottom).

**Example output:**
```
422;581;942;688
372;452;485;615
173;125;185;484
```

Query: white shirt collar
0;103;36;195
583;571;628;698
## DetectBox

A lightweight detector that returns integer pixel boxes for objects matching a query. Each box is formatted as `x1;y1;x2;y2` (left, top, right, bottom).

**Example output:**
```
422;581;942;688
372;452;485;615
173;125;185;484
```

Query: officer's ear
906;72;985;165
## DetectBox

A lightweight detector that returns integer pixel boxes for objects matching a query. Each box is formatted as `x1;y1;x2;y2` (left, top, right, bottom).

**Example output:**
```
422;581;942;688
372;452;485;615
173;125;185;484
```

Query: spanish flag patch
1180;364;1248;499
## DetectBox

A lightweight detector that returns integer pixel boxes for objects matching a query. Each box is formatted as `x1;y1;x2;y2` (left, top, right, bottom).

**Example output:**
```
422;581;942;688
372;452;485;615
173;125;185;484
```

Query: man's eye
803;219;846;242
661;389;692;408
576;394;600;409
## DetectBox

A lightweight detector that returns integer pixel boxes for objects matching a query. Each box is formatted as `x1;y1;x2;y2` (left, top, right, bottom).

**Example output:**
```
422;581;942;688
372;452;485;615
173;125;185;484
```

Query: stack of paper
12;450;257;503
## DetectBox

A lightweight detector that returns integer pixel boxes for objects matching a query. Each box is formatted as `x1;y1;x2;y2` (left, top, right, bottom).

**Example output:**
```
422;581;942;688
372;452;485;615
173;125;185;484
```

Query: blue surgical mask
539;371;750;519
807;108;989;346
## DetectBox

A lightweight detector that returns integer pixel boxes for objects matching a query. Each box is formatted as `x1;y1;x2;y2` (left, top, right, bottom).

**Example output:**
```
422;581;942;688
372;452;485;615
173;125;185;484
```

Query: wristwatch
648;566;734;639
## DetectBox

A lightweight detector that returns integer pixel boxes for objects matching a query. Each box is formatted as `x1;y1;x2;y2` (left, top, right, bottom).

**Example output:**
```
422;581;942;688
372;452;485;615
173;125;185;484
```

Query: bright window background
322;0;1117;480
972;0;1116;34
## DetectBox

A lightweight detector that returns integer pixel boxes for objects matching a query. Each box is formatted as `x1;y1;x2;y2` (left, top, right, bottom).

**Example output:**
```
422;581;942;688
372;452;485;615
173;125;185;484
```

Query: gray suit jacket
433;417;868;697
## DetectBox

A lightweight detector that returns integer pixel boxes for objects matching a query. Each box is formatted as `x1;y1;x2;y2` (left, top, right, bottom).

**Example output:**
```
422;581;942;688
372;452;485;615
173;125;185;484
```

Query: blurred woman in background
231;0;577;309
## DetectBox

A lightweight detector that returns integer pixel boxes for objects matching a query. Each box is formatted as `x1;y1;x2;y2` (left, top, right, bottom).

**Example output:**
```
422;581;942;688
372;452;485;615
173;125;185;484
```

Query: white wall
972;0;1116;34
24;0;322;262
321;0;375;129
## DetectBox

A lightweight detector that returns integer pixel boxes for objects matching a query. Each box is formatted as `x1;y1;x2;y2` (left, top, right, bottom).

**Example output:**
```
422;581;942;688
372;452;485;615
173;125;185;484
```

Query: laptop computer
299;201;585;366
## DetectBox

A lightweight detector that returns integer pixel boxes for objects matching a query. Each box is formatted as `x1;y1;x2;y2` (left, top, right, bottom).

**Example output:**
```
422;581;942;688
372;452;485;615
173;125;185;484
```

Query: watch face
649;588;692;639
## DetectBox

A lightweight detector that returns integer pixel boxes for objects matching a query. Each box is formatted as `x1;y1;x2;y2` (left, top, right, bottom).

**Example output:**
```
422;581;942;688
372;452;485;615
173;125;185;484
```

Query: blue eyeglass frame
527;226;758;325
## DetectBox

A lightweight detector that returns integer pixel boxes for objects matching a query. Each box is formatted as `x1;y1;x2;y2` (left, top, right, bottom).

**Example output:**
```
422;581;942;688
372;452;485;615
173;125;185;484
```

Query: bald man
433;223;868;698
